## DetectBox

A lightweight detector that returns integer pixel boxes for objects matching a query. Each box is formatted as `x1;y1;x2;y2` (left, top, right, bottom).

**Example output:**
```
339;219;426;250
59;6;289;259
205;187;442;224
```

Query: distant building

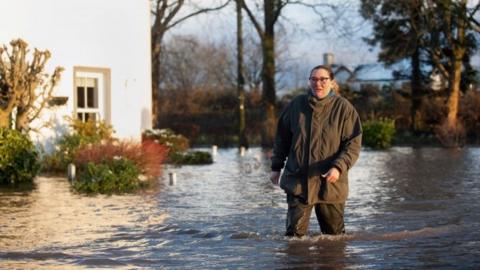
0;0;152;152
322;53;410;92
333;66;355;85
347;63;410;92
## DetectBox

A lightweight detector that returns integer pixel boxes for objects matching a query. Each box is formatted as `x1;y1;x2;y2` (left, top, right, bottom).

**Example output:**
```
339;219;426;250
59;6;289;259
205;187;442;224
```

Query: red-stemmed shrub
139;140;169;178
73;139;169;180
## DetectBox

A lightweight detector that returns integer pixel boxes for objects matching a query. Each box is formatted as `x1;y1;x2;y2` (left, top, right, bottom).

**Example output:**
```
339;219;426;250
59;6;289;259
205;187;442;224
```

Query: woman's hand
321;167;340;183
270;171;281;185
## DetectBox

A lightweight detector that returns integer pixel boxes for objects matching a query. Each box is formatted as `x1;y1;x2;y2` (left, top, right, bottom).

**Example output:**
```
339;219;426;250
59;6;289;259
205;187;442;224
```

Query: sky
164;1;383;63
166;0;378;64
164;0;479;89
162;0;382;90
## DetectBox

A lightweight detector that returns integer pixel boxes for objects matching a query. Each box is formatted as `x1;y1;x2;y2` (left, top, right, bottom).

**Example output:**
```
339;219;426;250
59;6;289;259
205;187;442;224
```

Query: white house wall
0;0;152;151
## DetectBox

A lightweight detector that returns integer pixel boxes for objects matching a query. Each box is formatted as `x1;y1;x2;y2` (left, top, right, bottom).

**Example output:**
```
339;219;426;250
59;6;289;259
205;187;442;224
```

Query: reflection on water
1;147;480;269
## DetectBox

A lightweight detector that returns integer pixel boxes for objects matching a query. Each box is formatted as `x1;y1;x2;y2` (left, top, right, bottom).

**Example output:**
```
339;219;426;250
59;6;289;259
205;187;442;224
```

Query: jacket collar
308;89;336;110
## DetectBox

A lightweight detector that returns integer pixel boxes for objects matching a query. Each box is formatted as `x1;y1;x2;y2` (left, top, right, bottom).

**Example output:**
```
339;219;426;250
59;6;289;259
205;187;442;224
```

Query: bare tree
0;39;63;132
151;0;231;127
240;0;341;146
240;0;283;147
160;36;233;91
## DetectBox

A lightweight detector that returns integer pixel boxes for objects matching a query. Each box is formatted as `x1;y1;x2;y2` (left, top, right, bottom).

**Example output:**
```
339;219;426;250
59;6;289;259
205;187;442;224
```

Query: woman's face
309;68;332;99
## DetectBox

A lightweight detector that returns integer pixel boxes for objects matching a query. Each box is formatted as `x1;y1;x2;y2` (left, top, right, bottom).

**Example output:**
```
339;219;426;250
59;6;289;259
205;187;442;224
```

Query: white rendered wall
0;0;152;150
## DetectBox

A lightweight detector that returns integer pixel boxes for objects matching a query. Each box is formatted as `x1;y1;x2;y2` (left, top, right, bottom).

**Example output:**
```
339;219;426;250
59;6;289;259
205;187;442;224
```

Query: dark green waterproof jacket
271;92;362;204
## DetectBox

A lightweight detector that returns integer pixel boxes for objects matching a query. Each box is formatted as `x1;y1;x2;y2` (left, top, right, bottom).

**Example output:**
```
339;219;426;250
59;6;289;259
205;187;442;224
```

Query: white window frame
73;67;111;124
75;72;104;121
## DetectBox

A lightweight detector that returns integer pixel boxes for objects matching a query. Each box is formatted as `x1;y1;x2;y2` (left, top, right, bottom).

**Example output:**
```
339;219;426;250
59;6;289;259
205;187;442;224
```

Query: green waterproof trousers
286;194;345;236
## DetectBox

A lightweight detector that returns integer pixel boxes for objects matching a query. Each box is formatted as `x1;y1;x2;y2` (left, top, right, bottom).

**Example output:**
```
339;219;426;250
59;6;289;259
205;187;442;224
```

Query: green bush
0;128;40;184
169;151;213;165
362;118;396;149
73;158;141;194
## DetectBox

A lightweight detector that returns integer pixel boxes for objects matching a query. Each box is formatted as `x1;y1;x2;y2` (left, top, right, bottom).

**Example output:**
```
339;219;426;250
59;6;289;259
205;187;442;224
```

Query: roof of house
333;65;354;75
352;62;411;82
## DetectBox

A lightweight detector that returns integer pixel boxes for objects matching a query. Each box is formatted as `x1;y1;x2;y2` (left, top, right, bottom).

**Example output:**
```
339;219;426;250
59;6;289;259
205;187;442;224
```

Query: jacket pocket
319;177;348;202
280;168;303;196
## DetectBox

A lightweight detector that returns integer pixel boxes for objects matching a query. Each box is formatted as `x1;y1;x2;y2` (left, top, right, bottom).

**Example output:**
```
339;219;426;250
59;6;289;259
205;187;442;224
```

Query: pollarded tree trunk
0;39;63;132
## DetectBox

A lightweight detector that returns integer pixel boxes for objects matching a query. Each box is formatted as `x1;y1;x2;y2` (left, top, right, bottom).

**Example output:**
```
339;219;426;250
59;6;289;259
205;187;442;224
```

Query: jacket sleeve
271;103;292;172
332;105;362;174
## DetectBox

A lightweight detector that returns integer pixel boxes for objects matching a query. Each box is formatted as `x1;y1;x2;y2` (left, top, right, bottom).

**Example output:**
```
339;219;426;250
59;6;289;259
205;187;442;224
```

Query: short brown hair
310;65;334;79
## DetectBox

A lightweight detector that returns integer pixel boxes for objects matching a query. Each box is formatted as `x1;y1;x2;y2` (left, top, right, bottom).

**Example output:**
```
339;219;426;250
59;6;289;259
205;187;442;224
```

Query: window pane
74;73;104;123
77;87;85;108
87;87;96;108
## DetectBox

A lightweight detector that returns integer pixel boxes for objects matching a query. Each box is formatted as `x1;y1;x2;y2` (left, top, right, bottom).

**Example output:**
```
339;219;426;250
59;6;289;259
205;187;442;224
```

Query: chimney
323;53;334;67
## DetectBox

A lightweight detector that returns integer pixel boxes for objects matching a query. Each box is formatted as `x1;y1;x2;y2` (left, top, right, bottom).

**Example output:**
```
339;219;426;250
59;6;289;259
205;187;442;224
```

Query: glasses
309;77;330;83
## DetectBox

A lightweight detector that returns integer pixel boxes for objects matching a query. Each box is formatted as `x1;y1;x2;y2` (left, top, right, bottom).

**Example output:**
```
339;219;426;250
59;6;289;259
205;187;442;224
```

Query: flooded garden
1;147;480;269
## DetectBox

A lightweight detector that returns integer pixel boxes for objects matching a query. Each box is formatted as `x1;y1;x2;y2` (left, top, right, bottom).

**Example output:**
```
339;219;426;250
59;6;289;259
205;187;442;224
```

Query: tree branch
287;1;337;16
0;39;64;131
241;0;264;38
467;2;480;24
166;0;232;31
426;47;450;79
160;0;185;30
471;18;480;32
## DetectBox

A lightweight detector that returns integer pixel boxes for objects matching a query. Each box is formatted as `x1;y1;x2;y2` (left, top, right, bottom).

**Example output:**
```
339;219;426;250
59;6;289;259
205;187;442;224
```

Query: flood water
1;147;480;269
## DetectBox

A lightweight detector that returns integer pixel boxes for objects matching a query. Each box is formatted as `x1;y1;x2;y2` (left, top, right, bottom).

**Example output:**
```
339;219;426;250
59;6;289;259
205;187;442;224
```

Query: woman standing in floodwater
270;65;362;237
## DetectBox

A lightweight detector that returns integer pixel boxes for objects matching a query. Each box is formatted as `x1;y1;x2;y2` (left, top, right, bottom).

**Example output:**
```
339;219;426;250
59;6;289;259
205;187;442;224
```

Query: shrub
72;139;169;193
142;129;213;165
362;118;396;149
169;151;213;165
41;119;113;172
73;158;141;194
0;128;40;184
142;128;189;153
